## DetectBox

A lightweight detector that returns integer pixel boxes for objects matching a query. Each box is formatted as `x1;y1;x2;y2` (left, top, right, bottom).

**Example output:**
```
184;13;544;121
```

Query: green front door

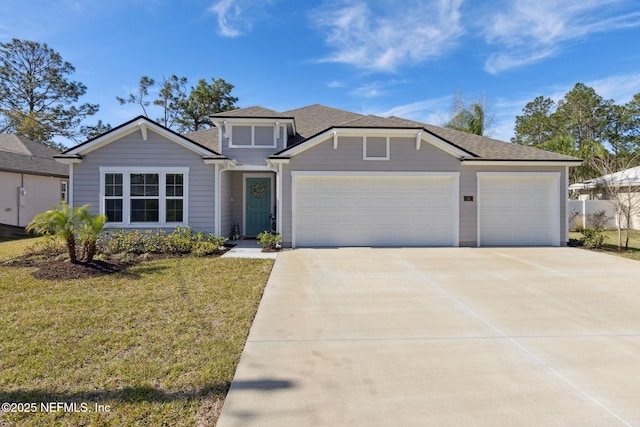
246;177;272;236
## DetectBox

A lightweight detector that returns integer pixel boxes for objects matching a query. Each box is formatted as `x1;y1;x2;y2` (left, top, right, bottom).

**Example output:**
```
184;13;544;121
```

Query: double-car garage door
294;173;458;247
292;172;560;247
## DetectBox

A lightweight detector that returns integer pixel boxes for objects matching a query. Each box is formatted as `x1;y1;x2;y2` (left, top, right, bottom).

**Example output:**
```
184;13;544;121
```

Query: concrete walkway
217;247;640;426
221;239;279;259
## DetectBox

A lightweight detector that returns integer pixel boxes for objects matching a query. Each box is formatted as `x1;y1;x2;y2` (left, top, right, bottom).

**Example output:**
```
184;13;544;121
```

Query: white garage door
293;173;458;247
478;173;560;246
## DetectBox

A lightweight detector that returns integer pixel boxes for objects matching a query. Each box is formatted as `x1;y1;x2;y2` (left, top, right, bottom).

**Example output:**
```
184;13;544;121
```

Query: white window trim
99;167;189;228
362;136;390;161
60;181;68;203
229;124;279;149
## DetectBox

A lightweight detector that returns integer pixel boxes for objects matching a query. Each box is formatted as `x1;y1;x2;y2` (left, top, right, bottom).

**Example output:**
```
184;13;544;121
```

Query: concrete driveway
217;248;640;427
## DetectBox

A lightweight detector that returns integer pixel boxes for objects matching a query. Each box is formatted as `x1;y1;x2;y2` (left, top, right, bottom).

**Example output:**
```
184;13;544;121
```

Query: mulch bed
5;257;136;280
3;250;229;281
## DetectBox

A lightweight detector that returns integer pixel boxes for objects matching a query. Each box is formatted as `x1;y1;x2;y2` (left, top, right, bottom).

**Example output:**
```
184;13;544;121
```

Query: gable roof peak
209;106;292;119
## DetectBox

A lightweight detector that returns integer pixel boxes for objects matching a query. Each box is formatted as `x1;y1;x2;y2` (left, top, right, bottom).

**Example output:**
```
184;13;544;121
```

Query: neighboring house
0;134;69;228
55;104;581;247
569;166;640;230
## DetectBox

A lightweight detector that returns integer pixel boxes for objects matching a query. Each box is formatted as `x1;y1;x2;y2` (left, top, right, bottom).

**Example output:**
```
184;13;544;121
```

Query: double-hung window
100;168;188;226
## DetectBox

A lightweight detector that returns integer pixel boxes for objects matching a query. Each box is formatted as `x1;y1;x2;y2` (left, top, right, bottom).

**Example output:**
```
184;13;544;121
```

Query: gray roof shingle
184;127;220;152
276;104;580;162
0;134;69;177
210;106;292;119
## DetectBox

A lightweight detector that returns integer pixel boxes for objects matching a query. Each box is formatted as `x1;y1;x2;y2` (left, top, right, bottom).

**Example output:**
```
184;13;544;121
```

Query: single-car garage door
478;173;560;246
293;172;459;247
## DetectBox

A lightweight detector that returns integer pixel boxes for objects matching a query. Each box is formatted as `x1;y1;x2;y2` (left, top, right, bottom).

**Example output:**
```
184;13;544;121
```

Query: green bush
24;235;65;257
99;227;227;256
193;241;217;257
257;231;281;249
166;226;198;254
581;228;608;248
580;210;609;249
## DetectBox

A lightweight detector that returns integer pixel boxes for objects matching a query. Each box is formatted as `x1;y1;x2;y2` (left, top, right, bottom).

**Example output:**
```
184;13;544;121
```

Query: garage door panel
479;175;559;246
294;175;456;247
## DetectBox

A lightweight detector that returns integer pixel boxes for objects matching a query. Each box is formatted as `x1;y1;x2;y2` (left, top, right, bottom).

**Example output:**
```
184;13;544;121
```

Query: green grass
570;229;640;261
0;240;274;426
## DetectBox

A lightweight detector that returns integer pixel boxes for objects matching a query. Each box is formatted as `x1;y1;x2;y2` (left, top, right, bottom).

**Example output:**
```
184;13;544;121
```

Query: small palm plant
78;210;107;262
26;203;105;263
26;202;85;263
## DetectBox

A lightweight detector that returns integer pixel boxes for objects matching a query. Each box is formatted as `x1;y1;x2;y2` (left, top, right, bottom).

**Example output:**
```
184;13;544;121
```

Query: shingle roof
421;125;579;161
283;104;364;144
0;134;68;177
210;106;293;119
277;104;580;162
184;127;219;152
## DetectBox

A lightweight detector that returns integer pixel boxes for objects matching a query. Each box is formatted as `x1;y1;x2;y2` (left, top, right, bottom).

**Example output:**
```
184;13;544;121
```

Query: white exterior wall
0;171;66;227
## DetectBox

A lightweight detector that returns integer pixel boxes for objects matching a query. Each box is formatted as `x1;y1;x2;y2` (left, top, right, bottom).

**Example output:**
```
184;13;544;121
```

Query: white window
229;125;278;148
363;136;390;160
99;167;188;226
60;181;68;203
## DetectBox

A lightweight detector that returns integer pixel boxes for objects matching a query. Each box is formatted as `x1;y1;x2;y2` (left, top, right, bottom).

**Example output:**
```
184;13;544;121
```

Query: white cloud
310;0;464;72
376;96;452;124
588;73;640;103
209;0;273;37
326;80;345;88
482;0;640;73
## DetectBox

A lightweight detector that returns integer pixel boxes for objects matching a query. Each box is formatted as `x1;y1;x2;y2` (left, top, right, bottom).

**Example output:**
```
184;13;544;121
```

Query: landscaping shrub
580;210;609;249
24;235;65;258
257;230;281;249
99;227;227;256
193;241;217;257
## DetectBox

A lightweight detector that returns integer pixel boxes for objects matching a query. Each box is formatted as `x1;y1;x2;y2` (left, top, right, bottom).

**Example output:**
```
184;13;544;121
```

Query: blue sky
2;0;640;147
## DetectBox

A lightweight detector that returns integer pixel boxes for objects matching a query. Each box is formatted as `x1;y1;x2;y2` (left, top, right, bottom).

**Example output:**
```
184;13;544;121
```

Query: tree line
512;83;640;182
0;39;238;149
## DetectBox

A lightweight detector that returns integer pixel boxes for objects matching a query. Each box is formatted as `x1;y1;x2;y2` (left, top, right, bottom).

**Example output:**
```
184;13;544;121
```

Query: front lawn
0;238;273;426
570;229;640;261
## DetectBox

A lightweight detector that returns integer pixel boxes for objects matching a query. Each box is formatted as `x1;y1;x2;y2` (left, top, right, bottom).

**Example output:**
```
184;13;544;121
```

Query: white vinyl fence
568;199;618;230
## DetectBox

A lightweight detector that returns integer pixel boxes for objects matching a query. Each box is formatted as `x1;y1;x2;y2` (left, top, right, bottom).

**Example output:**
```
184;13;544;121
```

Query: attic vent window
229;125;278;148
363;136;390;161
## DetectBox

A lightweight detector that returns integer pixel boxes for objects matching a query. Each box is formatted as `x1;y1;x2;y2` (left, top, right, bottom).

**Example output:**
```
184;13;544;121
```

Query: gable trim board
477;172;561;247
291;171;460;248
59;116;222;159
276;128;473;159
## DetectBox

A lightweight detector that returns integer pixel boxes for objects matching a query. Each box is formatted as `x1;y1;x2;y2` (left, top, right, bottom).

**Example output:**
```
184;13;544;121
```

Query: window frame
228;124;279;149
99;167;189;227
60;181;68;203
362;136;390;161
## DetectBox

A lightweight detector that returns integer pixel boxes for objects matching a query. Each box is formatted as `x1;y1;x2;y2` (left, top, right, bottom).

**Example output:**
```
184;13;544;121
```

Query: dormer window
229;125;278;148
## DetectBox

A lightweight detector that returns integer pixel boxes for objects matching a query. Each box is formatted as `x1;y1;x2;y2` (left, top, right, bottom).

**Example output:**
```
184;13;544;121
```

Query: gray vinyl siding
72;128;216;232
221;125;285;166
